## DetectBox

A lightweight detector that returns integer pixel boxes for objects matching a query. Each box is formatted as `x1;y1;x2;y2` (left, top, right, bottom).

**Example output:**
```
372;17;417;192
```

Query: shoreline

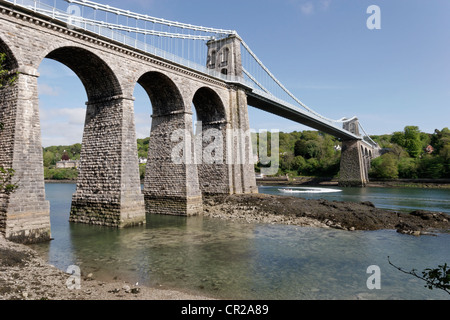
256;177;450;189
0;235;214;300
45;177;450;189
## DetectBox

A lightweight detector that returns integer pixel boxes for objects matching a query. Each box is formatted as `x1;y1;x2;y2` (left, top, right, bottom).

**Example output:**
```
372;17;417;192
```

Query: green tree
403;126;423;158
391;131;405;147
398;157;418;179
0;53;18;88
417;154;444;179
369;153;399;179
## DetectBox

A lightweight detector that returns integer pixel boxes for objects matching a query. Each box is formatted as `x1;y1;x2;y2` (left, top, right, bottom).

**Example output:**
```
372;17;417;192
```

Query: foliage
43;144;81;167
0;53;18;89
0;167;18;194
369;153;399;179
369;126;450;180
137;138;150;159
44;168;78;180
388;257;450;295
254;130;341;177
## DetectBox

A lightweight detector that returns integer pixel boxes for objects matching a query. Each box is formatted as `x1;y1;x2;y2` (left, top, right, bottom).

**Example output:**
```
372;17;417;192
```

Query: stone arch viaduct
0;2;378;243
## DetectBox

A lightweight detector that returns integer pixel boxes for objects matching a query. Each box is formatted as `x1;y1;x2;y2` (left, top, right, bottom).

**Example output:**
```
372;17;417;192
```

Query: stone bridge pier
339;118;378;187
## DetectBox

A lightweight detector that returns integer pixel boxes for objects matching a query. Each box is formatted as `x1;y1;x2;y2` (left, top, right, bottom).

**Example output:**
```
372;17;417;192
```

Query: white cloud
41;122;84;147
321;0;332;11
41;107;86;125
300;2;314;15
291;0;332;15
55;108;86;125
38;83;60;96
38;62;77;79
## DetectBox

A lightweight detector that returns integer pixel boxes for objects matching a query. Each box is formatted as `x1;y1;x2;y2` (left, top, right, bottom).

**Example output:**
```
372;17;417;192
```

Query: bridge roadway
245;90;360;141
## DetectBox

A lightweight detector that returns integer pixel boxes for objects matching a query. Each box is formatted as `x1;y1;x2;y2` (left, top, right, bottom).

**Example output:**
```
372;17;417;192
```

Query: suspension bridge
0;0;380;243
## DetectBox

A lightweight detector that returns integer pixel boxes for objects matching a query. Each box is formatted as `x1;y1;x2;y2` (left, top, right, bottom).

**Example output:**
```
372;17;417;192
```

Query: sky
36;0;450;147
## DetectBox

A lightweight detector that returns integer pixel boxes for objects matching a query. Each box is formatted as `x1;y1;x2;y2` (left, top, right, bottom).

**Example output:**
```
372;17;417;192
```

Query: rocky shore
203;193;450;235
1;192;449;300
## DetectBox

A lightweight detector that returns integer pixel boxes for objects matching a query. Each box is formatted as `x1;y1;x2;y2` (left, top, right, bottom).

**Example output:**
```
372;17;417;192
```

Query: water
29;183;450;300
262;185;450;214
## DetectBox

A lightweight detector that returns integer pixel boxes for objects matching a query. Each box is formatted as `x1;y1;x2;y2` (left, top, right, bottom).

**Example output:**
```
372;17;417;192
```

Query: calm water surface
29;183;450;300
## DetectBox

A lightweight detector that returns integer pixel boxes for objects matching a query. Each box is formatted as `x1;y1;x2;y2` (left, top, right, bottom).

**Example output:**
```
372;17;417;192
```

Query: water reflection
29;183;450;300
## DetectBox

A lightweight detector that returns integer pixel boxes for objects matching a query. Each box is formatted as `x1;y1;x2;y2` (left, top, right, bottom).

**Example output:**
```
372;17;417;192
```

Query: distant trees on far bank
39;126;449;181
254;130;342;178
370;126;450;180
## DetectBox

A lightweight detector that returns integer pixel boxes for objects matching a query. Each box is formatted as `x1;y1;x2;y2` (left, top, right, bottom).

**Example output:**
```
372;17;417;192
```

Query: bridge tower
339;118;370;187
206;35;258;195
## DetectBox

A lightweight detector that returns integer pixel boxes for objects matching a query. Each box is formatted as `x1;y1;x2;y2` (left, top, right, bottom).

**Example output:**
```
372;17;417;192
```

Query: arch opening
192;87;229;195
137;71;184;116
45;46;122;101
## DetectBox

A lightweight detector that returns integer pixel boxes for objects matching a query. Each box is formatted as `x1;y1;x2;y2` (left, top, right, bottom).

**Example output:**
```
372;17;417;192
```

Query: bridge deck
246;91;360;141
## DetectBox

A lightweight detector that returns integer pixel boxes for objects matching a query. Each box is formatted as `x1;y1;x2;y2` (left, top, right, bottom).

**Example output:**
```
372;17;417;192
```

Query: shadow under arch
0;36;18;71
137;71;203;216
44;46;122;101
137;71;184;116
192;87;231;195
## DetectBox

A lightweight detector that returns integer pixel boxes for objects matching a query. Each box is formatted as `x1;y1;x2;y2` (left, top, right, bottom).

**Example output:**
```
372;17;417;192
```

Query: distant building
56;160;80;169
56;150;80;169
425;145;434;154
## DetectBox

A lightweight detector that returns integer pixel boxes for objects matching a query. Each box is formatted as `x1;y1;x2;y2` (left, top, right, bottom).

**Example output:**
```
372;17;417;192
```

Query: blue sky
37;0;450;147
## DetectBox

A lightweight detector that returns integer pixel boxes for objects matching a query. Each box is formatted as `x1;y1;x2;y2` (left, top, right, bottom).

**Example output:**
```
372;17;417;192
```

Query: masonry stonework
0;68;51;243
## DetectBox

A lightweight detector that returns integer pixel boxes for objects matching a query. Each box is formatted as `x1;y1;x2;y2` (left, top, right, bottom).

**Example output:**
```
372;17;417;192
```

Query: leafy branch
0;167;18;195
388;256;450;295
0;53;18;89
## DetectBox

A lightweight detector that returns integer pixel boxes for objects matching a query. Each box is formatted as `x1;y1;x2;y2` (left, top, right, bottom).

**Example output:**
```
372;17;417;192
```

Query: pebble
123;285;131;293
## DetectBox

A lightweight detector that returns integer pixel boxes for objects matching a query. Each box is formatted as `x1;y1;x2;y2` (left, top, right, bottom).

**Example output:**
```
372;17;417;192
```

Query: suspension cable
240;39;353;124
65;0;236;35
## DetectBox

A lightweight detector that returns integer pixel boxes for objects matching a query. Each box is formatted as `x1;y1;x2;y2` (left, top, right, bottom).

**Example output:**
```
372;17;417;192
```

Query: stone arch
192;87;226;124
136;71;184;116
43;46;122;101
0;36;18;70
192;87;230;195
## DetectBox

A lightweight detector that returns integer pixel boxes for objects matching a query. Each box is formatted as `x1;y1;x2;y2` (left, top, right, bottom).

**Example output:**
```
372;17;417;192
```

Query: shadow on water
29;183;450;300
